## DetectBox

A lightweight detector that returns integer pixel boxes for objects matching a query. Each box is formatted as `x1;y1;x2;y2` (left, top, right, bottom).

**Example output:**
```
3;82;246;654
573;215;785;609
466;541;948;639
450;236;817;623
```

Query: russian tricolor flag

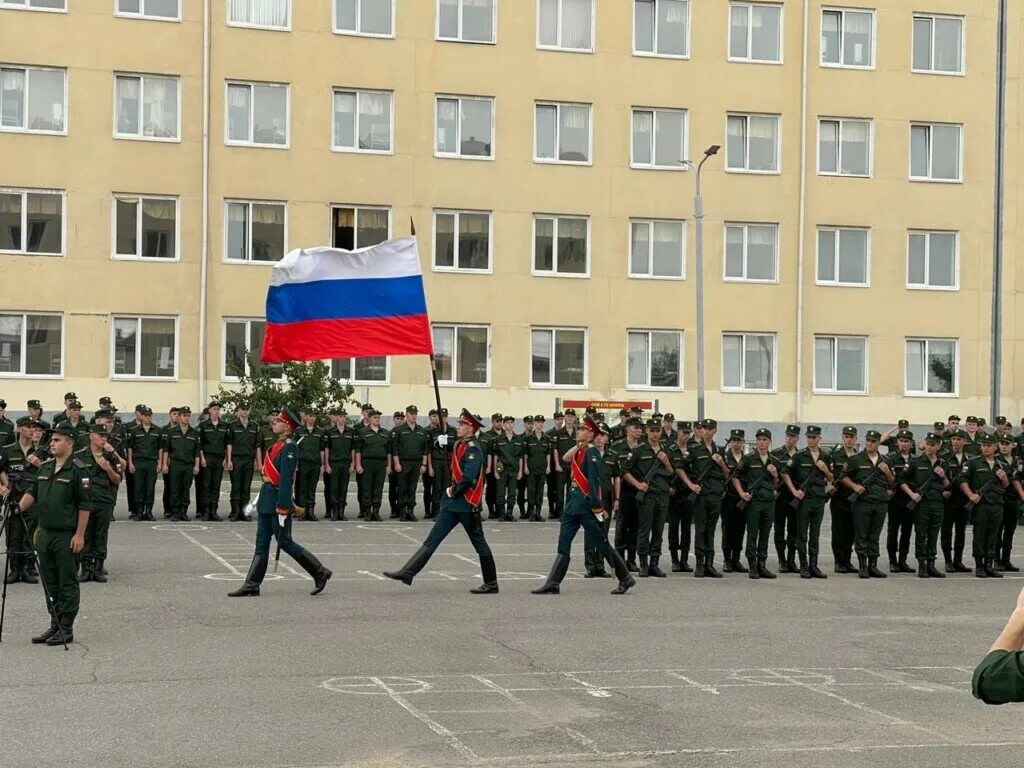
260;237;434;363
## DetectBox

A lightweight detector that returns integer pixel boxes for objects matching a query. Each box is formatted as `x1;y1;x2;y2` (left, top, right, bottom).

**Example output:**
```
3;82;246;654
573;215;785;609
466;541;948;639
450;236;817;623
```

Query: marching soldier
771;425;800;573
77;421;124;583
613;417;643;572
392;405;428;522
227;403;260;521
885;429;917;573
840;430;895;578
523;414;551;522
127;405;161;522
681;418;729;578
941;428;973;573
0;416;42;584
781;425;833;579
666;421;694;572
354;409;391;521
731;428;779;579
490;415;523;522
720;429;748;573
961;433;1010;577
324;408;355;522
165;406;200;521
829;426;859;573
198;401;231;522
584;422;617;577
426;408;456;520
621;418;674;578
900;431;949;578
388;411;405;518
159;407;180;518
295;409;327;521
997;436;1023;571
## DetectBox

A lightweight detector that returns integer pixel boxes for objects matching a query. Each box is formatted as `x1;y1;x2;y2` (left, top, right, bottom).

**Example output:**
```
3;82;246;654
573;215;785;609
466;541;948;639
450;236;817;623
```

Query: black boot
649;556;666;578
776;547;790;573
180;506;190;522
46;613;74;646
809;557;827;579
944;558;955;574
532;554;570;594
31;615;60;644
626;552;639;573
1005;557;1020;572
985;558;1003;578
470;553;499;594
757;558;777;579
868;557;887;578
927;559;945;578
305;503;319;522
78;559;94;583
786;549;798;574
858;556;869;579
888;550;899;574
799;552;811;579
209;503;223;522
144;504;155;522
723;555;734;573
953;559;971;573
679;552;693;572
918;560;929;578
732;557;748;574
93;560;108;583
405;506;417;522
383;546;433;585
228;554;268;596
608;548;636;595
704;557;722;578
693;553;706;578
370;506;383;522
748;557;760;579
293;549;332;594
976;558;988;577
337;503;348;522
22;563;38;584
898;554;914;573
358;506;367;520
671;551;682;573
638;555;650;578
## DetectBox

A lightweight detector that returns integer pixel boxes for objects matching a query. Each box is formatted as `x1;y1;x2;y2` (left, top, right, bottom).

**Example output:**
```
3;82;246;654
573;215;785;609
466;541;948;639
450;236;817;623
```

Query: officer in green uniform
554;410;579;517
732;428;779;579
941;428;972;572
388;411;405;517
76;423;123;583
422;409;440;518
523;414;551;522
355;409;391;521
997;436;1023;571
324;408;355;521
681;418;729;578
961;433;1010;577
544;411;565;518
621;419;674;578
15;423;93;645
666;421;695;572
899;431;949;578
963;416;983;458
0;399;14;446
479;413;502;519
516;416;533;518
781;425;833;579
720;429;748;573
426;408;457;520
839;430;894;578
198;401;232;521
166;406;200;521
295;409;327;521
884;429;916;573
159;407;179;519
490;415;523;522
127;405;161;522
392;405;428;522
972;586;1024;704
771;425;801;573
26;400;51;444
52;391;77;427
352;404;373;518
58;401;90;451
0;416;43;584
227;403;260;521
829;426;859;573
122;405;143;518
614;418;644;572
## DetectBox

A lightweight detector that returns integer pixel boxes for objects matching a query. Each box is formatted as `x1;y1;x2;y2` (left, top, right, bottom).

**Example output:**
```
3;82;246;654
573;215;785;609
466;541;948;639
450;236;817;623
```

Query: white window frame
0;311;64;378
626;329;684;391
820;6;876;70
227;0;291;31
627;218;686;280
727;1;784;64
110;314;180;381
114;0;182;22
630;107;689;170
909;122;963;183
529;326;589;389
723;222;779;283
632;0;691;59
1;0;66;12
907;230;960;291
332;0;395;38
434;94;495;160
432;323;491;387
332;88;394;155
331;356;391;385
532;214;591;278
905;337;959;397
224;80;290;148
0;64;68;135
724;112;781;174
111;193;180;262
812;334;868;395
432;209;493;274
222;318;283;381
721;331;777;393
223;199;288;264
435;0;497;44
0;187;66;257
329;203;392;250
816;117;872;177
536;0;595;53
113;72;181;142
912;13;965;76
534;101;592;165
815;225;870;287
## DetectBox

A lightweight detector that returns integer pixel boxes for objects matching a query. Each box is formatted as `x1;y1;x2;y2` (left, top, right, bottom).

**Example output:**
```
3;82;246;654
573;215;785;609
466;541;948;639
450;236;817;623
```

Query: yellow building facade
0;0;1018;423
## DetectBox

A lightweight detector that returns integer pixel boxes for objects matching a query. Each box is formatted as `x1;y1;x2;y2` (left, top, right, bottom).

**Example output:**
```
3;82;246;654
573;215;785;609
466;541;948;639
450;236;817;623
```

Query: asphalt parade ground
3;512;1024;768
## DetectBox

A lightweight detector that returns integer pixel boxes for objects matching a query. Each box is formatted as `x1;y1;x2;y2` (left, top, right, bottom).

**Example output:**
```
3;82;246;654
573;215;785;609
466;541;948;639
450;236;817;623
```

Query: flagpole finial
409;216;416;237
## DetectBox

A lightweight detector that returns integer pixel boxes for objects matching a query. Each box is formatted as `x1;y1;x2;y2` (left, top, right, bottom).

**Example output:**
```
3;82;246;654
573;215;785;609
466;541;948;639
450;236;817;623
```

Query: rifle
965;475;1004;513
788;451;831;510
847;459;885;503
634;448;669;505
737;458;777;511
906;465;945;512
685;450;721;503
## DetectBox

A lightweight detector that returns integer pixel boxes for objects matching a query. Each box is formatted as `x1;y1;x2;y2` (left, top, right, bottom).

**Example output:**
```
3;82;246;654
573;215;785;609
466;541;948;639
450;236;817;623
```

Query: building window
112;316;177;379
0;312;62;377
531;327;586;387
533;214;588;277
223;319;282;380
224;200;286;262
908;230;958;290
913;14;963;74
436;95;493;159
905;338;956;396
725;113;779;172
729;2;782;63
537;0;593;52
816;226;868;286
433;324;489;385
228;0;289;29
0;188;64;256
724;223;777;282
115;0;181;20
629;219;684;279
910;123;961;182
535;101;591;164
722;332;775;391
1;0;66;10
631;107;687;169
332;356;388;383
0;65;66;134
813;335;866;393
628;330;682;389
434;210;491;272
818;118;870;176
821;7;874;68
334;0;393;37
437;0;496;43
225;81;288;147
333;89;392;153
114;74;179;140
113;195;178;260
331;205;389;250
634;0;689;58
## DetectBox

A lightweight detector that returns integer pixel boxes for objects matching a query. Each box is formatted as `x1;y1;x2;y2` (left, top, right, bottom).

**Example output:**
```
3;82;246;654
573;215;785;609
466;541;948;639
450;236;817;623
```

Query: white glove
437;435;449;447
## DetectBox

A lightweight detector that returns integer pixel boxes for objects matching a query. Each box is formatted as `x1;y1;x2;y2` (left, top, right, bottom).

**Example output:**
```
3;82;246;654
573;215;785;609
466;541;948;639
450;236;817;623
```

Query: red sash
263;441;283;486
452;440;484;507
570;448;591;497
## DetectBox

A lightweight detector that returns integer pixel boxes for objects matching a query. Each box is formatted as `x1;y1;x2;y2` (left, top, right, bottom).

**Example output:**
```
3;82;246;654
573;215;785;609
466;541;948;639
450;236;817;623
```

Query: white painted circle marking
322;676;431;695
152;524;209;531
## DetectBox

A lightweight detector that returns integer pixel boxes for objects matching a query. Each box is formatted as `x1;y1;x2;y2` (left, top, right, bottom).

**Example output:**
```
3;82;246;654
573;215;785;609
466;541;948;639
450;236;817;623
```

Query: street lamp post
682;145;720;422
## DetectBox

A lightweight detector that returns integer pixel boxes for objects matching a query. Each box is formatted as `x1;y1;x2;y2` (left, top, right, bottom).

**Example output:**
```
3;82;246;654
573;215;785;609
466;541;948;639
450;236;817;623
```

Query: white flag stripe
269;237;422;287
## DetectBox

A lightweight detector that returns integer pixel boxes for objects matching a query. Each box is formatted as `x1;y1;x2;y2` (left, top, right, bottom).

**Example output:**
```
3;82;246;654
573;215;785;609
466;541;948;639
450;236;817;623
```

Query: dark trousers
37;528;80;617
886;497;914;561
546;470;563;517
773;496;797;558
796;497;826;559
397;462;420;509
83;503;112;565
423;500;493;559
558;491;616;561
162;470;172;516
125;467;136;514
202;460;225;511
359;458;387;510
999;500;1019;563
254;512;313;561
721;494;745;563
942;495;969;563
636;491;669;558
525;472;546;511
5;506;36;574
296;461;321;509
485;473;497;516
830;494;855;564
973;503;1002;562
388;471;399;513
229;458;255;505
326;463;351;510
667;491;692;561
744;499;774;562
692;494;722;564
585;495;614;571
169;464;194;509
517;474;528;513
613;492;639;555
422;472;434;516
914;502;944;561
496;472;517;513
134;462;158;507
853;499;887;559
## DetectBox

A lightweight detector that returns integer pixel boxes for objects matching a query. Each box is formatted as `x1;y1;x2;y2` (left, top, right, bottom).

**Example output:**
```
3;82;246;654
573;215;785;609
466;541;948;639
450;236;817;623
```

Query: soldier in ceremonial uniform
621;418;674;578
680;418;729;578
426;408;457;520
781;425;832;578
227;403;260;521
899;431;949;578
197;401;231;521
941;428;972;572
732;428;779;579
771;425;800;573
720;429;748;573
165;406;200;520
961;433;1010;577
523;414;551;522
584;422;617;577
666;421;694;572
354;409;391;521
0;416;43;584
383;409;498;594
324;408;355;521
532;418;635;596
392;405;428;522
885;429;917;573
490;415;523;522
127;406;161;522
295;409;327;521
76;422;123;583
228;409;332;597
840;430;895;578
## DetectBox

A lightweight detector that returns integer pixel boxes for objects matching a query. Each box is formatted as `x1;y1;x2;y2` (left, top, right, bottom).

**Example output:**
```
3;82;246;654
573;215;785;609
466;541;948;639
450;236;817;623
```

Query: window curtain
143;77;176;137
845;12;871;64
228;84;249;108
116;76;140;133
231;0;288;26
561;0;591;48
252;204;283;225
538;0;558;44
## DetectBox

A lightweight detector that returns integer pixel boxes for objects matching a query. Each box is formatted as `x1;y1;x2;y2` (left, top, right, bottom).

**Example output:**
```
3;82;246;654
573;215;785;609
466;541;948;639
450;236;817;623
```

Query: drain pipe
990;0;1007;420
795;0;809;420
199;0;211;406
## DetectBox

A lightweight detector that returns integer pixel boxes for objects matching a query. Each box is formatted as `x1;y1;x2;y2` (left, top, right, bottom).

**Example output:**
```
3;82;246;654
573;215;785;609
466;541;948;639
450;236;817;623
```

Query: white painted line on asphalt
666;670;721;695
176;529;241;574
428;571;460;581
859;666;938;693
560;672;611;699
357;570;386;580
450;553;477;565
369;676;478;761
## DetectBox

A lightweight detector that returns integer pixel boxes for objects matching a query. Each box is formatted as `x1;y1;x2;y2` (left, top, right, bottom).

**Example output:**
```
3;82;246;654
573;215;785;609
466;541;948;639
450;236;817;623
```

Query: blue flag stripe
266;275;428;323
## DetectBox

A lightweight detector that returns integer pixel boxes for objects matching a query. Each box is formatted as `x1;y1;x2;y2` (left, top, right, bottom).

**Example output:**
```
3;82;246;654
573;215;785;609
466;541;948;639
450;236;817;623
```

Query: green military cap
645;419;661;429
999;435;1014;446
663;412;675;421
134;403;146;411
406;404;418;413
629;406;643;414
553;411;563;418
208;400;222;408
585;406;597;415
979;433;996;444
597;423;611;436
393;411;404;419
925;432;942;444
806;425;822;436
524;415;534;423
896;429;914;441
619;408;629;416
652;412;663;420
979;417;988;427
139;405;153;416
63;391;77;400
0;399;5;408
966;416;979;424
948;414;961;422
15;416;36;427
702;418;718;429
492;412;503;420
179;406;192;414
950;428;967;439
933;421;946;430
503;415;515;422
678;420;692;431
94;409;115;420
361;403;374;412
842;425;858;436
897;419;909;429
996;416;1008;426
534;414;545;422
68;400;82;410
626;417;643;428
564;408;577;416
785;424;800;436
27;399;41;409
729;428;745;440
98;395;112;404
89;424;107;435
427;408;438;416
51;424;77;439
169;406;180;414
440;408;449;416
755;428;772;439
864;430;882;441
369;409;382;417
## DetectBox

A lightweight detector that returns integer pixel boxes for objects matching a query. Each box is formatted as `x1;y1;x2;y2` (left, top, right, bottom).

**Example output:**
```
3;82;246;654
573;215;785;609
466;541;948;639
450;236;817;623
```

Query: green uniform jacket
27;455;94;531
0;439;40;499
523;432;551;474
973;650;1024;704
552;427;576;468
326;425;356;465
962;456;1007;503
780;447;831;499
490;434;522;474
73;447;122;507
622;442;672;494
0;416;14;445
356;427;391;459
666;442;689;493
839;451;890;503
229;419;259;461
426;424;458;462
296;426;326;464
684;440;728;496
60;418;91;451
164;426;200;465
199;419;232;458
128;424;162;463
886;451;915;492
904;454;948;503
391;423;428;461
733;451;778;502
